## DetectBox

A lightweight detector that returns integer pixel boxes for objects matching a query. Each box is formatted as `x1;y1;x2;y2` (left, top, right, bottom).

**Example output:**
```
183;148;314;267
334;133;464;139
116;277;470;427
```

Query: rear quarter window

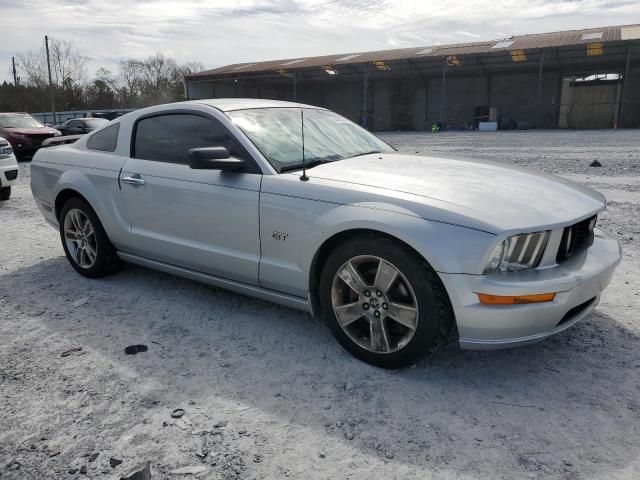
86;123;120;152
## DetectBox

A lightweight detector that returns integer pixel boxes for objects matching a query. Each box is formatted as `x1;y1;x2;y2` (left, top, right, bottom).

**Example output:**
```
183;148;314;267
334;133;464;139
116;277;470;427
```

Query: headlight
53;130;62;136
9;133;28;141
484;231;550;273
0;144;13;157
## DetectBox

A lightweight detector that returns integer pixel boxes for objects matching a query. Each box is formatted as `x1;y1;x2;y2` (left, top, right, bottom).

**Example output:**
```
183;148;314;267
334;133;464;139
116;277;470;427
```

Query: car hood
305;153;606;234
4;127;58;135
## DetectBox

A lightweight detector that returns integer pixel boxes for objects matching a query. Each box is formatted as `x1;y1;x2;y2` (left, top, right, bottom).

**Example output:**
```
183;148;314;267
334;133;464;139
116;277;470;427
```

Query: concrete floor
1;130;639;479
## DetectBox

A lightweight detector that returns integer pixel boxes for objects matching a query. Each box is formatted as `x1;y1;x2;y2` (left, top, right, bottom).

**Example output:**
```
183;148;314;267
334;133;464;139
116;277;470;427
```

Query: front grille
4;169;17;181
556;215;596;262
29;134;55;146
556;297;597;327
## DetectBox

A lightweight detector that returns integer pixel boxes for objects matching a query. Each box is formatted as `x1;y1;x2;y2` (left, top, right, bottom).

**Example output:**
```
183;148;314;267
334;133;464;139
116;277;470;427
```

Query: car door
119;111;262;286
66;120;85;135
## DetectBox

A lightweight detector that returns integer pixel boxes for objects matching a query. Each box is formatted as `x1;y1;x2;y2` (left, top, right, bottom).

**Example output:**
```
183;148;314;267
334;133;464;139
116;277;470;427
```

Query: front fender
259;191;495;298
310;202;495;275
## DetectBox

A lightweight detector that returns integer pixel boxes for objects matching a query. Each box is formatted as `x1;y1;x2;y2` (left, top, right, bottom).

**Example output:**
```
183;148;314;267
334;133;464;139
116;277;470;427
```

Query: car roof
191;98;325;112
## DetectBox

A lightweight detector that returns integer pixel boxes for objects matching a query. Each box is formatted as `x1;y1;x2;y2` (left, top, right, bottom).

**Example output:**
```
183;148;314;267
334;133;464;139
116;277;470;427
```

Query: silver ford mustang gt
30;99;621;368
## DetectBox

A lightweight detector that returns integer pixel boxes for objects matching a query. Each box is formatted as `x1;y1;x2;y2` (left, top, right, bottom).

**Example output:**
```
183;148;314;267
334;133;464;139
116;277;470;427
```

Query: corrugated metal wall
559;80;621;129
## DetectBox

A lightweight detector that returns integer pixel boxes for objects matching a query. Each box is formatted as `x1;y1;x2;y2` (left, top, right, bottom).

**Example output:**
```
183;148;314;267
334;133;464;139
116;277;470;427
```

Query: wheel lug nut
374;311;380;318
376;291;382;297
364;290;371;297
363;303;370;310
382;303;388;309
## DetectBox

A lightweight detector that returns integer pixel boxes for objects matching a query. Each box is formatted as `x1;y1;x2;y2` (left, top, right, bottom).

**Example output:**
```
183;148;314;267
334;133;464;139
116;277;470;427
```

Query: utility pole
45;35;56;124
536;49;545;128
618;45;632;129
11;57;17;86
12;56;19;112
440;58;447;127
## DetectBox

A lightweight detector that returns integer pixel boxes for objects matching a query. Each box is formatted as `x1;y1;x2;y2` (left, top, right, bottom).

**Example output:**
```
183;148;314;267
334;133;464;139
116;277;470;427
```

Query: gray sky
2;0;639;82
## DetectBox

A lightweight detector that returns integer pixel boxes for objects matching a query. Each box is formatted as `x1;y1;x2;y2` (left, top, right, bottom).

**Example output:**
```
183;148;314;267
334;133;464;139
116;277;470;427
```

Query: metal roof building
185;24;640;130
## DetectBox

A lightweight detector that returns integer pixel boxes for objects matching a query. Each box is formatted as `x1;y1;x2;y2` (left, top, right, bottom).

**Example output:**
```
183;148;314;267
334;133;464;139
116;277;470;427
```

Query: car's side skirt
117;252;312;313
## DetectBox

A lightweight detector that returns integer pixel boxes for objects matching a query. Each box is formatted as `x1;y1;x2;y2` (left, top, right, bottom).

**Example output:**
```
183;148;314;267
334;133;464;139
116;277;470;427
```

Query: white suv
0;137;18;200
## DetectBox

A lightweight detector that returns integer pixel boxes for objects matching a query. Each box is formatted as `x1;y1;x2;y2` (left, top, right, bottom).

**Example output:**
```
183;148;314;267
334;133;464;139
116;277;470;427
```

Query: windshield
228;108;394;171
85;119;109;128
0;114;44;129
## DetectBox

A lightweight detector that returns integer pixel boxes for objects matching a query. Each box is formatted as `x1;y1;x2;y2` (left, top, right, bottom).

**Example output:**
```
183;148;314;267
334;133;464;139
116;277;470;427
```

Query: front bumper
0;155;19;188
440;228;622;349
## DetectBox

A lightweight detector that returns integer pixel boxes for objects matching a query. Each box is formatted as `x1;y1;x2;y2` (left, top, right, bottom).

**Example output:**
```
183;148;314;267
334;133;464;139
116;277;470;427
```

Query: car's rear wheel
59;197;122;278
319;235;454;368
0;186;11;201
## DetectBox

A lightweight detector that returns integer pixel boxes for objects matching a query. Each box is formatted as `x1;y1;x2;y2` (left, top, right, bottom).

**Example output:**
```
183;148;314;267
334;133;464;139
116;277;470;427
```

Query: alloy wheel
330;255;419;354
63;208;98;269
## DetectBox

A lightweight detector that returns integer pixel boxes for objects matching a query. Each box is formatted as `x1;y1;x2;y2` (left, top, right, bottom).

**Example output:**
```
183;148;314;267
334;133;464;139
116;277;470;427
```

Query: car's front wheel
319;235;454;368
59;197;122;278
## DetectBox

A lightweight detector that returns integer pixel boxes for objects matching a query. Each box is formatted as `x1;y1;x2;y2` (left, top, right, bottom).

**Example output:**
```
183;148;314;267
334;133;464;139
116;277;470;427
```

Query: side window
69;120;82;127
86;123;120;152
133;114;245;164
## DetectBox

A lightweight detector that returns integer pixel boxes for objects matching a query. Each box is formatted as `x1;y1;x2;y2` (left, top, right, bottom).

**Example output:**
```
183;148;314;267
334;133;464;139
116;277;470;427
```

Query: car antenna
300;109;309;182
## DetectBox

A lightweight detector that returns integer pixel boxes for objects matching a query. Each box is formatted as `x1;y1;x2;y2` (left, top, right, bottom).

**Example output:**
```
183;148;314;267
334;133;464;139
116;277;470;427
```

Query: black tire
59;197;123;278
319;235;454;368
0;186;10;201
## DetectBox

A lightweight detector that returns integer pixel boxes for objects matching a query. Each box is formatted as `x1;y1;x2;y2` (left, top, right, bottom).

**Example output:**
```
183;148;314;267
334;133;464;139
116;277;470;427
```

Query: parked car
54;118;109;136
90;111;127;121
0;112;61;159
0;137;18;200
30;99;621;368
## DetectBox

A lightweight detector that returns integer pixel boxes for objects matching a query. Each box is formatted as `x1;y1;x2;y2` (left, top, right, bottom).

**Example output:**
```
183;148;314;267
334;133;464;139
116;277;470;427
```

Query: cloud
2;0;639;83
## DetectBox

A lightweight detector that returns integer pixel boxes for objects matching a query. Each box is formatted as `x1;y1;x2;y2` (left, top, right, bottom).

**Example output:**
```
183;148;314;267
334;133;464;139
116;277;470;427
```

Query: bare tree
179;61;205;76
118;59;144;106
16;38;88;111
139;54;180;103
11;42;204;110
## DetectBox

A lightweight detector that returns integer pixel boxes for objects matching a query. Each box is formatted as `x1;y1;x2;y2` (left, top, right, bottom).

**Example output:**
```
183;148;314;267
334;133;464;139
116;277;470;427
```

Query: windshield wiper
280;157;340;173
348;150;381;158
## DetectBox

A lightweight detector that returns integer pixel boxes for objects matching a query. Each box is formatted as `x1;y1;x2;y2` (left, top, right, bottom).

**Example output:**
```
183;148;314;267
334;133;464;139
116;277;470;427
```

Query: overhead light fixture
373;60;390;71
323;65;338;75
587;43;603;56
510;50;527;62
446;55;461;66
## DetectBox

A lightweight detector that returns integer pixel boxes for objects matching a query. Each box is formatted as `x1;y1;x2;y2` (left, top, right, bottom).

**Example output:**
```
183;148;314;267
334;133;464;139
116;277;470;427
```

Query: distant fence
31;108;136;124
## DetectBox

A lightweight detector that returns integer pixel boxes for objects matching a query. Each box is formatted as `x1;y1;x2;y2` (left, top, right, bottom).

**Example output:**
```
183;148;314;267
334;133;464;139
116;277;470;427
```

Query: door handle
122;175;145;186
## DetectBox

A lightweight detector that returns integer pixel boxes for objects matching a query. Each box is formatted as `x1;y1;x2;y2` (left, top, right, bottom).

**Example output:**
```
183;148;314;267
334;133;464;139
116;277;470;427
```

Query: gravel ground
1;130;639;480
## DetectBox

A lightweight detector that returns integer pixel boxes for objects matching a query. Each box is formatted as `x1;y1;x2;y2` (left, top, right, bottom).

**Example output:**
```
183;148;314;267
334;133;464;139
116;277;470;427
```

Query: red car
0;113;61;159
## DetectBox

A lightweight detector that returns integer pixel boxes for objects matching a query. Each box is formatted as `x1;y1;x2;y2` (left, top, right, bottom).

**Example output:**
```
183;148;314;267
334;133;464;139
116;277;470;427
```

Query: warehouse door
559;75;621;129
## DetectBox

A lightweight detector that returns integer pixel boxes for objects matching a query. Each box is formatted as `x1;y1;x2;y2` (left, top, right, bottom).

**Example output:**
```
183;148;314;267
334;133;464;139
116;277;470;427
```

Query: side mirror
188;147;244;171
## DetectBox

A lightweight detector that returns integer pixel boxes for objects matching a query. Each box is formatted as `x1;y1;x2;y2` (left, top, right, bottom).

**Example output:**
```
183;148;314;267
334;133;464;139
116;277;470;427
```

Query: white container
479;121;498;131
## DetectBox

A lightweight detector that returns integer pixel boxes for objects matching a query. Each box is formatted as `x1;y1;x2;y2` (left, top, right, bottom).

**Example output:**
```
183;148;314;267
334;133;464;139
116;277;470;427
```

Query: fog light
477;293;555;305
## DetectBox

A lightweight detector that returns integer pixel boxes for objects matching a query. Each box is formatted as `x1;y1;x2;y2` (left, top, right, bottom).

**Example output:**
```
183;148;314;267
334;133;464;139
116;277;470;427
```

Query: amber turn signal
477;293;555;305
